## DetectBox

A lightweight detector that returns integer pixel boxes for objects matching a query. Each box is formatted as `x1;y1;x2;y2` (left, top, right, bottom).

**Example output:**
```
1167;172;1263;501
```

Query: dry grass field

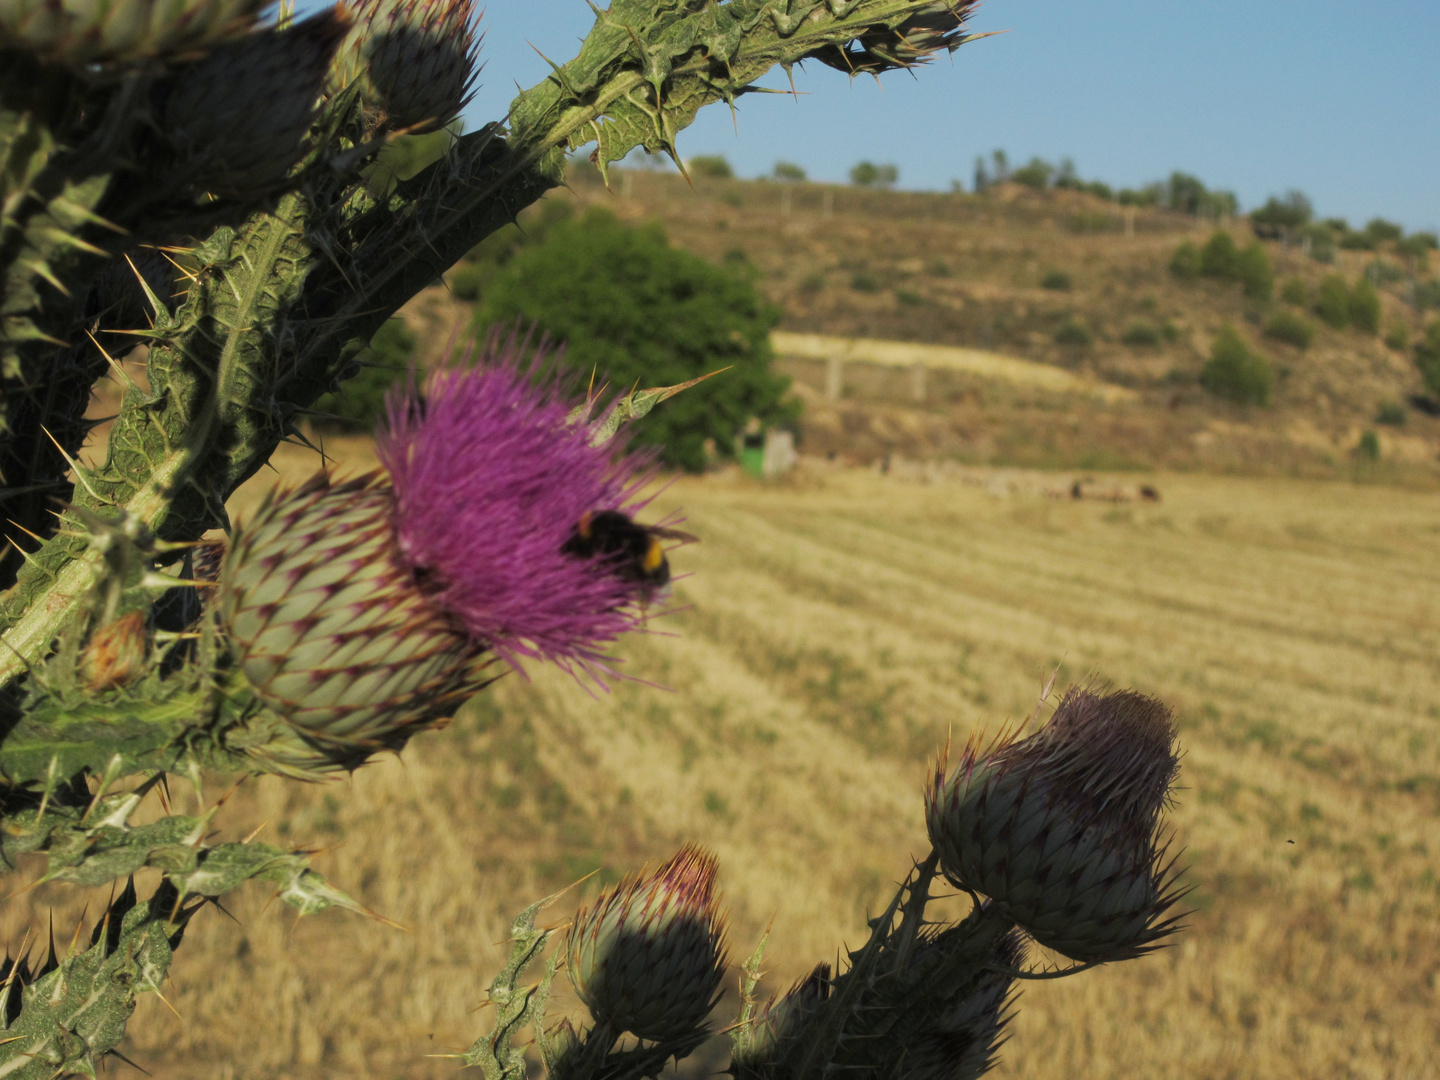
7;437;1438;1080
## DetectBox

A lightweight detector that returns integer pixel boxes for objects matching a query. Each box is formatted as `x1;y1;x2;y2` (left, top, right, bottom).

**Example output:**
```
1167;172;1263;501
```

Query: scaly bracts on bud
163;9;350;198
902;930;1025;1080
566;844;727;1042
926;688;1187;963
332;0;480;134
0;0;273;67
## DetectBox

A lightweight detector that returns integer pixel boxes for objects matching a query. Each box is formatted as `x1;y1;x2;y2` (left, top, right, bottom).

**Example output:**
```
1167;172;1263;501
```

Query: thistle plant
0;0;1196;1074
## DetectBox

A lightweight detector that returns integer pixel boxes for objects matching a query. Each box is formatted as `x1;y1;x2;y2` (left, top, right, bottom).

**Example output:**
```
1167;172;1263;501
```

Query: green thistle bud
732;963;829;1077
903;931;1025;1080
0;0;271;67
163;8;348;198
566;844;728;1042
925;688;1186;963
331;0;480;134
220;472;487;770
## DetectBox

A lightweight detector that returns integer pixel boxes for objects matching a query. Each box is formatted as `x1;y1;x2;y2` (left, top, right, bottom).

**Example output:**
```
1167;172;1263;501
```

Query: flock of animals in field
872;455;1162;502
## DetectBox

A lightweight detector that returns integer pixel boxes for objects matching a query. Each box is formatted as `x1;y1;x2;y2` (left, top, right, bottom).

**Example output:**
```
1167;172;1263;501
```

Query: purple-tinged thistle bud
331;0;480;134
903;931;1025;1080
82;611;148;692
220;335;663;768
163;9;348;198
925;688;1186;963
566;845;728;1042
809;1;979;77
0;0;272;67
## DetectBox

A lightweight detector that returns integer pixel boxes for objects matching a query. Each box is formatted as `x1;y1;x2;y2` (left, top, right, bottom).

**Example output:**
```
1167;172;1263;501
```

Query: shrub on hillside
1314;274;1351;329
1263;310;1314;349
1348;278;1381;334
773;161;806;181
689;154;733;179
850;269;882;292
1041;270;1072;291
1396;231;1438;263
1011;157;1054;189
1170;241;1202;279
1200;230;1239;279
1201;325;1272;405
1415;319;1440;396
1236;242;1274;300
475;208;793;472
1250;190;1312;237
1375;401;1406;426
1280;278;1308;307
313;318;415;430
850;161;898;188
1384;321;1409;351
1121;322;1162;347
1303;222;1337;263
1053;318;1093;347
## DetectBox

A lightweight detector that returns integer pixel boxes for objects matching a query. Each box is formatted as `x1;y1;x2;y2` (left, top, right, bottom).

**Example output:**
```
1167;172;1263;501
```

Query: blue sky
349;1;1440;232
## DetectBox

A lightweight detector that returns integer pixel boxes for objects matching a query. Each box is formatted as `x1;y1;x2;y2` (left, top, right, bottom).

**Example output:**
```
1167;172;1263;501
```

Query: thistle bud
163;9;348;198
925;688;1185;963
732;963;829;1077
82;612;148;692
903;932;1024;1080
566;845;727;1042
0;0;271;67
220;334;666;769
331;0;480;134
810;1;977;77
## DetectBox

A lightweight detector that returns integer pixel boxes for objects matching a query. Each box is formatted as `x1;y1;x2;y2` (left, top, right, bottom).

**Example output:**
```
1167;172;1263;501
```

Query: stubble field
6;441;1438;1079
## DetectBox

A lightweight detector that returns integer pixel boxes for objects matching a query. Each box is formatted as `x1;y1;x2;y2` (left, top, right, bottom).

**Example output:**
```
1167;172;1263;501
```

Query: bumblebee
561;509;693;593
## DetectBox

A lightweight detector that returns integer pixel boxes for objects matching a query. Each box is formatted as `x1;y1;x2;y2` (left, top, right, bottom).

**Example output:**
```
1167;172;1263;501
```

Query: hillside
428;169;1440;479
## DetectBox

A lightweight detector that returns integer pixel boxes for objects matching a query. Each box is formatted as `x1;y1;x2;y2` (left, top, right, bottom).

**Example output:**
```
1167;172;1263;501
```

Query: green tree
773;160;807;181
1348;278;1381;334
1314;274;1351;329
1201;325;1272;405
850;161;899;188
1250;190;1312;235
1200;230;1239;279
1236;242;1274;300
1010;156;1053;189
475;208;794;471
689;154;733;178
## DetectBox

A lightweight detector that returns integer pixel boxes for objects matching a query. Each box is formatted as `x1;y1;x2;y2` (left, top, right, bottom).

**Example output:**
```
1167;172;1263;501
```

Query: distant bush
798;270;826;294
1415;319;1440;396
1200;230;1239;279
1413;279;1440;311
926;259;952;277
1365;259;1405;285
1354;429;1381;462
1384;321;1409;351
1082;180;1114;200
689;154;733;179
1236;242;1274;300
1375;401;1406;426
1119;186;1160;207
1201;325;1272;405
850;269;882;292
1364;218;1404;244
1314;274;1351;329
1040;269;1072;291
850;161;898;188
475;207;792;472
773;161;806;181
1250;190;1312;236
1169;241;1201;279
449;263;484;301
313;318;415;430
1348;278;1381;334
721;189;744;207
894;287;924;306
1121;322;1162;347
1053;318;1093;347
1396;232;1438;262
1263;310;1314;349
1280;278;1308;306
1011;157;1054;190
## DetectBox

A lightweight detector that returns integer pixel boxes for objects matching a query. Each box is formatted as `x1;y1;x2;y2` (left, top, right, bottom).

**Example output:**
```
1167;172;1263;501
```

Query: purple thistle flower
376;334;656;677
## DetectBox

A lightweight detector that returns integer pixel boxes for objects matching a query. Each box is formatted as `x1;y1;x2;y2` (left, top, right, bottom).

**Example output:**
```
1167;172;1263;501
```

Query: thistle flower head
566;844;728;1042
925;687;1186;963
732;962;830;1076
376;334;658;678
164;9;349;198
332;0;480;133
